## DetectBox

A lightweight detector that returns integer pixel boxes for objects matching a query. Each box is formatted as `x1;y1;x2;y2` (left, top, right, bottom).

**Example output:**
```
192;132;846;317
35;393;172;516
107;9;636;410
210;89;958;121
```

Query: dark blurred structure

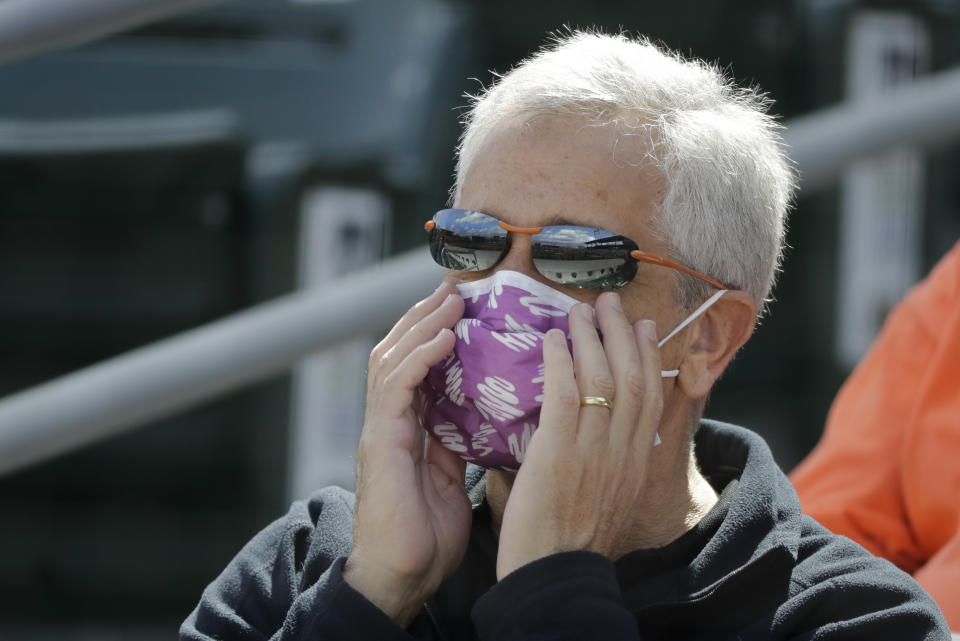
0;0;957;634
0;0;473;630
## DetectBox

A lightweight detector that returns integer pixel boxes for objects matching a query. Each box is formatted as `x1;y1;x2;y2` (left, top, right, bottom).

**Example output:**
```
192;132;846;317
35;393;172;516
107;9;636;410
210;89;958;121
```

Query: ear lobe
676;291;757;399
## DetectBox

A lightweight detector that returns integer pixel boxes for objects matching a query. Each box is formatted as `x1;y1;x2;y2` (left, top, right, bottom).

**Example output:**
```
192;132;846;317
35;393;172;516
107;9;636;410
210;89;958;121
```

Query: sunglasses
425;208;725;291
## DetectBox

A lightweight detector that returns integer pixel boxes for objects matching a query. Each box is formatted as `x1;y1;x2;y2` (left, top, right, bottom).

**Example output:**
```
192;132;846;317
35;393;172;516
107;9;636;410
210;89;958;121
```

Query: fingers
595;293;647;447
377;328;457;418
359;326;455;459
539;329;580;444
367;288;463;403
632;319;664;450
377;280;456;352
425;433;467;490
562;292;663;453
360;281;462;467
368;281;459;386
385;293;463;370
568;303;615;444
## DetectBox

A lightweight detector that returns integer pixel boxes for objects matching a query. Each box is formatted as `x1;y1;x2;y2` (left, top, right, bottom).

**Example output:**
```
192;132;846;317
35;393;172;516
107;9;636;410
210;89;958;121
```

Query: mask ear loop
658;289;728;377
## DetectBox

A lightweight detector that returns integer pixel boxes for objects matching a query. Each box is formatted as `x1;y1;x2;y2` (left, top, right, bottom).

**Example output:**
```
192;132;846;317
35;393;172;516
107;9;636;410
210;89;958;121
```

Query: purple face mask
419;270;725;471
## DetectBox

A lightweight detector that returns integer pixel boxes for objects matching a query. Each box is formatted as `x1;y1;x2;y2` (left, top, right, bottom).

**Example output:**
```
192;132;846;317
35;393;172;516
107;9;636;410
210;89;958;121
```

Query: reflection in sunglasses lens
431;230;504;271
531;228;636;289
428;211;638;290
532;257;629;289
429;210;507;271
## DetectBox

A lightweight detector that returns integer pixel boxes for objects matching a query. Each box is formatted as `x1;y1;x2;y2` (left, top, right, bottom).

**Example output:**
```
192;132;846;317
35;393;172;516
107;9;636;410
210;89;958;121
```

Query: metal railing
0;0;228;65
0;250;443;475
784;65;960;190
0;109;240;154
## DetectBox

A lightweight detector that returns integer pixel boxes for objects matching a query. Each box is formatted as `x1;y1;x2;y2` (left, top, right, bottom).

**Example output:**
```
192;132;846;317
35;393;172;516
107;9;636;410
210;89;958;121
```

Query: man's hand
343;281;472;627
495;291;663;579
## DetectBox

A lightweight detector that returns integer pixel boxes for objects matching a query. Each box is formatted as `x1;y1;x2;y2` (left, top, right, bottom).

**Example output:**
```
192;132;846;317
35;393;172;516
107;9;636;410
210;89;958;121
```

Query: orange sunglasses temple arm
630;250;726;290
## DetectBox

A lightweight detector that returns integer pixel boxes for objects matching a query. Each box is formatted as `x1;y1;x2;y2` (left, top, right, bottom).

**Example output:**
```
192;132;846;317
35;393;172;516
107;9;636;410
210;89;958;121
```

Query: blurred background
0;0;957;637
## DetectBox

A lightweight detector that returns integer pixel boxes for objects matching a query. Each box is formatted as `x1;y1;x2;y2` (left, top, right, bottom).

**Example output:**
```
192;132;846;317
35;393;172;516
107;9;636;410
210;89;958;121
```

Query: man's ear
676;291;757;399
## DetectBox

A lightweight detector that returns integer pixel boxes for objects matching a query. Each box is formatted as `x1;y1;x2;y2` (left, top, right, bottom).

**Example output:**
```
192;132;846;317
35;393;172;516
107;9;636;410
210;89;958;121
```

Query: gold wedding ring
579;395;613;409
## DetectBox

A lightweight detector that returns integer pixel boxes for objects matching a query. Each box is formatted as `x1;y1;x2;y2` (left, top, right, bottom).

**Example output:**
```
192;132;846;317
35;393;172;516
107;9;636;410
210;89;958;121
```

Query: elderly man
181;32;948;640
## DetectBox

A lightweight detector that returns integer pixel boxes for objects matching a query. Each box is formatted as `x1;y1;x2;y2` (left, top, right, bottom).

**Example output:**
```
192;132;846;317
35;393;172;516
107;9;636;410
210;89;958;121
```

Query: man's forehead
469;116;661;187
458;114;665;244
455;201;614;231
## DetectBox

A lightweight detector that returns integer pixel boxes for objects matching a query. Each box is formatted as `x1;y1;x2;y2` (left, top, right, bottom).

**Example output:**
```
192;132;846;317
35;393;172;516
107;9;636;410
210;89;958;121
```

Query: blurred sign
288;186;388;498
836;11;929;369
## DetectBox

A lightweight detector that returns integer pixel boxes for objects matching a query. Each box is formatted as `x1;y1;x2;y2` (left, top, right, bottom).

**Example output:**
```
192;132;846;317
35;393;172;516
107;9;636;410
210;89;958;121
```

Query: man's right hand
343;281;472;628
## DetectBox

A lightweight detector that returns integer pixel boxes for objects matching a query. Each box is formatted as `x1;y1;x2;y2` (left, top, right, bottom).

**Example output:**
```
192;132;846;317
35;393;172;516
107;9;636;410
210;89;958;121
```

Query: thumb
425;433;467;489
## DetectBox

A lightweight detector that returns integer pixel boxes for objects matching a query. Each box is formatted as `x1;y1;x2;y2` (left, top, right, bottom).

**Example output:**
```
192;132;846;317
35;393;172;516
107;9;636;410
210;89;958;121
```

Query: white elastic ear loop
658;290;728;377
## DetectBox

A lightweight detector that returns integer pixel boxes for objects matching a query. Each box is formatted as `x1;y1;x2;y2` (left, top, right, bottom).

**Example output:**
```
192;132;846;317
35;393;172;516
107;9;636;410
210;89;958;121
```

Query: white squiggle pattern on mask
455;318;482;345
474;376;525;423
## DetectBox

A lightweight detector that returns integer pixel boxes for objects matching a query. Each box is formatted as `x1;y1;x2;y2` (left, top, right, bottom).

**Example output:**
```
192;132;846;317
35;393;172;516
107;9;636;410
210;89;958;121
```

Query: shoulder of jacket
791;514;932;599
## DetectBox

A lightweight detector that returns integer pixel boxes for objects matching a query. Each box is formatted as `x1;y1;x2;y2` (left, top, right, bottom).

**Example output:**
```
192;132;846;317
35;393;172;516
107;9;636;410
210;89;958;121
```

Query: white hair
453;30;796;314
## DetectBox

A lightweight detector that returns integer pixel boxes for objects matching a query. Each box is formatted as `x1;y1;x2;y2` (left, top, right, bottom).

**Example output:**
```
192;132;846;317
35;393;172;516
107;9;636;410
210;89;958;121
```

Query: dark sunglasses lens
531;227;638;289
429;209;507;271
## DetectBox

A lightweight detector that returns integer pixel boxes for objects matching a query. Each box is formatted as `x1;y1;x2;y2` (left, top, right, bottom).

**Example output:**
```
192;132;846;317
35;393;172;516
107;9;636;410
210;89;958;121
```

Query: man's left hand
495;292;664;579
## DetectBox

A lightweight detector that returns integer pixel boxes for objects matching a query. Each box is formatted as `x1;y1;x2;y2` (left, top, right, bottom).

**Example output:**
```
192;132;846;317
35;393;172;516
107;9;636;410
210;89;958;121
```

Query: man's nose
492;232;541;278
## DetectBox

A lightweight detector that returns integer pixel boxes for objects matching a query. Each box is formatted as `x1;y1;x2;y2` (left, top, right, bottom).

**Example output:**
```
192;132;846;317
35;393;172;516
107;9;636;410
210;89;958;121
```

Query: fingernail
609;292;622;311
576;303;594;321
641;320;657;341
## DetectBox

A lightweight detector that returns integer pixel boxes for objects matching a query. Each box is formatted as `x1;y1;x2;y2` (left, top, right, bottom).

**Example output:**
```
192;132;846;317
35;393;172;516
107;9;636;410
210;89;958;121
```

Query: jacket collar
463;420;803;612
688;420;802;586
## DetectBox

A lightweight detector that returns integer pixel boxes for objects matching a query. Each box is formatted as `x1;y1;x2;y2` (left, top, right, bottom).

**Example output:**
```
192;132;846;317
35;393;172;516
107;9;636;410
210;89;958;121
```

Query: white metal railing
0;63;958;475
0;250;443;475
0;0;228;65
784;65;960;190
0;110;239;154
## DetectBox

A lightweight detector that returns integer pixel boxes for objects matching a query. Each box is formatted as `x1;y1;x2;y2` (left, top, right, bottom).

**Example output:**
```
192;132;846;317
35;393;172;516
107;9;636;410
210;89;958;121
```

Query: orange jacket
791;240;960;629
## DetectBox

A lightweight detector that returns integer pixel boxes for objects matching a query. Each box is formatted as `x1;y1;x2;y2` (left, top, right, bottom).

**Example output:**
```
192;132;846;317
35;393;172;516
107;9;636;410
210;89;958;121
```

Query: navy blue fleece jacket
180;421;950;640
